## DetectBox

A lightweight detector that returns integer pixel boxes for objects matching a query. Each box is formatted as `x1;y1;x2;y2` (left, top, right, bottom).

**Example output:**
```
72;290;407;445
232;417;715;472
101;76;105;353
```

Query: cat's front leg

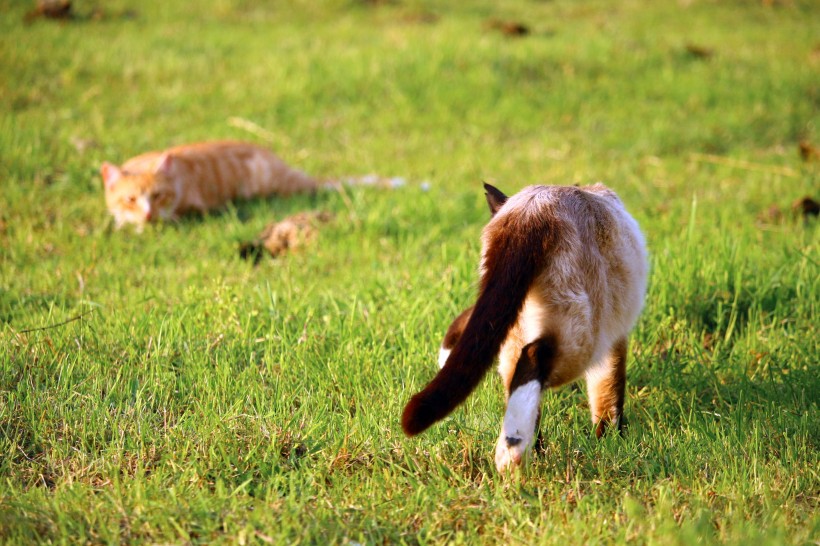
495;379;542;471
494;338;555;472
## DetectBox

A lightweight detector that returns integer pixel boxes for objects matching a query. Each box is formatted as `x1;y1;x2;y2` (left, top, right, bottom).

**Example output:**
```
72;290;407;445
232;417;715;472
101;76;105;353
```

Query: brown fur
401;187;555;435
101;141;318;228
509;336;558;391
442;306;473;352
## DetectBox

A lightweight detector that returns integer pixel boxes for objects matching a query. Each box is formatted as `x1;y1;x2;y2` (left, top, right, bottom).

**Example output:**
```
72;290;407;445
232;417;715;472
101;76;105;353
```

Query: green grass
1;0;818;543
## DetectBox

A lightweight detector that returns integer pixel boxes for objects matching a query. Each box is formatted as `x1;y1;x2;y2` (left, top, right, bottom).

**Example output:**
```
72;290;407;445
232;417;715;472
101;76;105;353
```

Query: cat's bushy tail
401;207;553;436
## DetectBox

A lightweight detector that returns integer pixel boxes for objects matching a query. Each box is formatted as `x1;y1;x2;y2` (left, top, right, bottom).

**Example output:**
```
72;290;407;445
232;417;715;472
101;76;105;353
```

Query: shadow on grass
0;290;74;326
630;350;818;450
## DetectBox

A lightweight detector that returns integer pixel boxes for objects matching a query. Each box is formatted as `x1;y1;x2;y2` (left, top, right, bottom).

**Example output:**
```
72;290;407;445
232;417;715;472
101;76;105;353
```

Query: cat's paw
495;380;542;472
494;434;527;472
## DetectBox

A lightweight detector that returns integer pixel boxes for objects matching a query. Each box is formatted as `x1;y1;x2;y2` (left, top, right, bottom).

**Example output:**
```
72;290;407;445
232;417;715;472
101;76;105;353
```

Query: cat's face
101;162;177;227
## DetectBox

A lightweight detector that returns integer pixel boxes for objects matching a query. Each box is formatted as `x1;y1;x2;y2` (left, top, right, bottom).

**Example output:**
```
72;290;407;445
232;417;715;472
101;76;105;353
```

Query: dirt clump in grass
792;196;819;219
758;196;818;224
798;140;819;162
400;11;439;25
239;210;334;264
485;19;531;37
684;43;715;59
24;0;72;22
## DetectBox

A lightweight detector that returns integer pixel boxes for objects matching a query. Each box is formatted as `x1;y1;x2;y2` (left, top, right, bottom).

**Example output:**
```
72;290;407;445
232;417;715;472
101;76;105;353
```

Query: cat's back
494;184;625;236
165;140;272;161
165;141;287;186
505;184;639;243
121;150;165;173
122;141;279;173
494;183;647;289
576;183;646;264
547;184;646;267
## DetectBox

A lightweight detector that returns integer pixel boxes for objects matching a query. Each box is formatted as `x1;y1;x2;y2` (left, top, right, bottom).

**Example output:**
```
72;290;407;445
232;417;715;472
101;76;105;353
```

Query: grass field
1;0;818;543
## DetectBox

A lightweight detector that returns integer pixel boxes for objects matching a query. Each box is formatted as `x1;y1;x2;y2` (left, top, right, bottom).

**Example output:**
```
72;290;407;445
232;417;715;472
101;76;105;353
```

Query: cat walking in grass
100;141;319;229
402;183;648;472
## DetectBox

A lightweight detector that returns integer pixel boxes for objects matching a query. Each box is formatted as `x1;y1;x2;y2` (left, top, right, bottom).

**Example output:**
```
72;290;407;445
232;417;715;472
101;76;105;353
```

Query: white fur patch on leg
438;347;451;369
495;380;541;472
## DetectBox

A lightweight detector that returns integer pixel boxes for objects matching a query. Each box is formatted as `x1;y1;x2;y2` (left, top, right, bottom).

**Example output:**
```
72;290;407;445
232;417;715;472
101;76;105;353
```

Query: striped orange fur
101;141;319;228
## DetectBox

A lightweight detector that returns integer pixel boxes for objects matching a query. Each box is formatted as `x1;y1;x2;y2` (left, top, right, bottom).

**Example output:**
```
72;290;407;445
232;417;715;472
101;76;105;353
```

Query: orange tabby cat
100;141;319;228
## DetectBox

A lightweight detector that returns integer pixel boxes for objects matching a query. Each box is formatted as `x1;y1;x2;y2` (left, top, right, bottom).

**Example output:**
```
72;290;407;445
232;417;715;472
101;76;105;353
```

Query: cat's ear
484;183;508;216
155;153;174;176
100;162;122;188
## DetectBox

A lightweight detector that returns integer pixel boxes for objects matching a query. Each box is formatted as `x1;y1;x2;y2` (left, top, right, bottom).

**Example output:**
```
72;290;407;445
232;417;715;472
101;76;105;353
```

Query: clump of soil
798;140;819;162
25;0;72;22
792;196;819;219
684;43;715;59
24;1;137;23
239;211;334;264
484;19;530;37
758;196;819;224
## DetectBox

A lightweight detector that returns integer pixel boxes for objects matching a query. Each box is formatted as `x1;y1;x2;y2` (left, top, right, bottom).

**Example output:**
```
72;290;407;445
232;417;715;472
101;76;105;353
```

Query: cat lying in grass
402;183;648;472
100;141;318;229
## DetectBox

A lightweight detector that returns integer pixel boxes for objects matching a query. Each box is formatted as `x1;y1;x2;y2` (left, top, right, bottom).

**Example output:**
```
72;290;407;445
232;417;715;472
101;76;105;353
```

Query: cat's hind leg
494;336;557;472
585;337;628;439
438;306;473;369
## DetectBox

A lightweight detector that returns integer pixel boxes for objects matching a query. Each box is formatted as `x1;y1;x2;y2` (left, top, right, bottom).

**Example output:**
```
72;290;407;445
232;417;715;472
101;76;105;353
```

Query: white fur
438;347;450;369
584;359;612;389
113;196;151;229
519;294;549;344
495;380;541;472
139;197;151;218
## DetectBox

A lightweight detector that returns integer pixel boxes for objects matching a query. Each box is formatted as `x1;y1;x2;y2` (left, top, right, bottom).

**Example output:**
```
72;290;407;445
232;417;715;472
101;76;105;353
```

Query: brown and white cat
402;183;648;472
100;141;319;228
